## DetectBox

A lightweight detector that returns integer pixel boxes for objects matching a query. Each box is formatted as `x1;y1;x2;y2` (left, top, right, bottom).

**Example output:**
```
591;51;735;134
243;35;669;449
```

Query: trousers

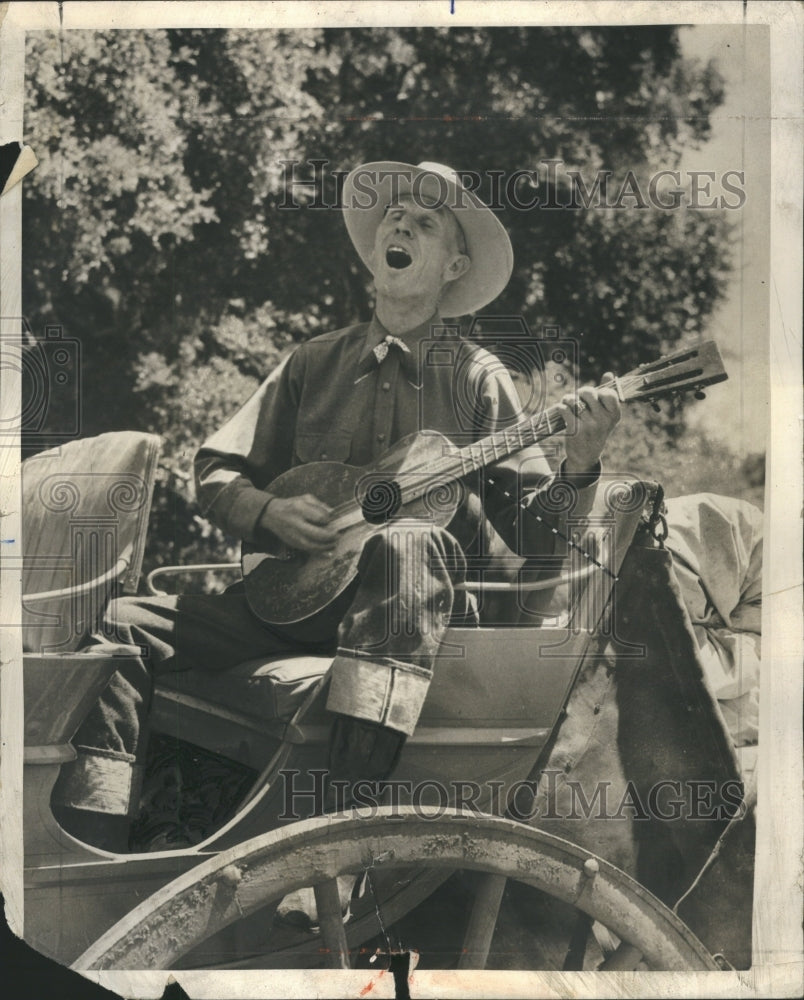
53;523;470;817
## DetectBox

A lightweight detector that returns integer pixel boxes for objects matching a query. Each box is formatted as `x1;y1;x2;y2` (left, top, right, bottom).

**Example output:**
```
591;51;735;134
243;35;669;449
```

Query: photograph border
1;2;801;997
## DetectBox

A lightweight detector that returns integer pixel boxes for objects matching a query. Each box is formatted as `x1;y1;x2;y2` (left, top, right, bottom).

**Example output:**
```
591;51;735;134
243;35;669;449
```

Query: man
52;162;621;851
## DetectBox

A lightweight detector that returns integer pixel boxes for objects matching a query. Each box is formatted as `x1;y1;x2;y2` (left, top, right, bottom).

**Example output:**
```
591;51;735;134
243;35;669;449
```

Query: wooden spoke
313;878;350;969
598;941;644;971
457;873;507;970
72;808;720;972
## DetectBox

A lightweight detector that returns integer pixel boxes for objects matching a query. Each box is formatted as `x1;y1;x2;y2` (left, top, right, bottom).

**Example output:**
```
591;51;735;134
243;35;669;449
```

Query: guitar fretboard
327;342;726;523
455;403;568;478
390;402;569;507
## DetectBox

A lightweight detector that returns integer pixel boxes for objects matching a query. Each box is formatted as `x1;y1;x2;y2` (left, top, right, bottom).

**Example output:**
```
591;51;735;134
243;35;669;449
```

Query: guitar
242;340;727;625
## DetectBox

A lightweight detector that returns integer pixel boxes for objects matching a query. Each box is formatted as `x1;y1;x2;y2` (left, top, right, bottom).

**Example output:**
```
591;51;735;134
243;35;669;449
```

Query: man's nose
394;219;412;237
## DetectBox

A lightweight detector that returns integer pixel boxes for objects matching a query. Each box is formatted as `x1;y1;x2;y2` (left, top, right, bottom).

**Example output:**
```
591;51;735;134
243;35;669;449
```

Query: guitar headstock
617;340;728;406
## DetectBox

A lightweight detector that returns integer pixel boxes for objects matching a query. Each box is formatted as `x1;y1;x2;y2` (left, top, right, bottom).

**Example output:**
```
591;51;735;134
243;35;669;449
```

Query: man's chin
375;269;422;297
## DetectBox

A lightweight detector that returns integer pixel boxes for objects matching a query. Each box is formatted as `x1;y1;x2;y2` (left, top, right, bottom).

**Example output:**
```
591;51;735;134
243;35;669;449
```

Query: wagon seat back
22;431;161;863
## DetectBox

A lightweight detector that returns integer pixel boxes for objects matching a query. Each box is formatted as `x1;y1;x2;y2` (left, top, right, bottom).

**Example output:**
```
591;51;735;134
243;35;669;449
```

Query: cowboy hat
342;161;513;317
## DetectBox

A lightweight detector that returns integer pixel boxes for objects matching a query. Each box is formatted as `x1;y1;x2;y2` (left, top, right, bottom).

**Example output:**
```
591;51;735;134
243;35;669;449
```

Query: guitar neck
389;402;570;511
454;403;569;477
365;340;726;511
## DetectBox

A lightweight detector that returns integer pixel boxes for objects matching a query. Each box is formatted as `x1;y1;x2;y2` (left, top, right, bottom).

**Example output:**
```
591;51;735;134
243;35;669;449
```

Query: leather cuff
326;652;432;736
52;752;144;818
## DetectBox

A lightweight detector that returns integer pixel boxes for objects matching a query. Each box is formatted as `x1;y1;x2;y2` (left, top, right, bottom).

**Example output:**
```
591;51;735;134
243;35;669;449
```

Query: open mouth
385;245;413;270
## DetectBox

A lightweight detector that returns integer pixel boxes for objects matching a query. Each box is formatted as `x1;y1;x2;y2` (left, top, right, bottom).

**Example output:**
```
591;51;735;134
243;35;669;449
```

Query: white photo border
1;2;801;997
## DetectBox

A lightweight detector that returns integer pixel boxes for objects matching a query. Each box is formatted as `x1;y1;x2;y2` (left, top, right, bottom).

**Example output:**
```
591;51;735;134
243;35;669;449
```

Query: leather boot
326;713;406;808
52;804;131;853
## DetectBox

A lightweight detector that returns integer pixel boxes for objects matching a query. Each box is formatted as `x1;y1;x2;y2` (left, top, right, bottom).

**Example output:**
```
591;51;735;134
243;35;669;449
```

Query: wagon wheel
72;807;719;972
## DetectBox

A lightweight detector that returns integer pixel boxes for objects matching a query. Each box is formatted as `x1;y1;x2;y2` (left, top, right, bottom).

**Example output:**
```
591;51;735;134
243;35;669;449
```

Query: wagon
21;431;755;976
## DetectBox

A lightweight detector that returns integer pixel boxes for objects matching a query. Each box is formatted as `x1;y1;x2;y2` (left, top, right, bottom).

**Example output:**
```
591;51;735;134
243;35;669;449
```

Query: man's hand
258;494;338;553
560;372;621;476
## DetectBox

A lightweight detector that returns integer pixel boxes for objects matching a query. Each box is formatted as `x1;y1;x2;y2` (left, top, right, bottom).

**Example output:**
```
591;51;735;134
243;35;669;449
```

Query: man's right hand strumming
258;494;338;552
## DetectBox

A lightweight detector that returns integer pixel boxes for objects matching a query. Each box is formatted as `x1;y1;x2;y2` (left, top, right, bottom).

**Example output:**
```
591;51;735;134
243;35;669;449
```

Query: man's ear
444;253;471;284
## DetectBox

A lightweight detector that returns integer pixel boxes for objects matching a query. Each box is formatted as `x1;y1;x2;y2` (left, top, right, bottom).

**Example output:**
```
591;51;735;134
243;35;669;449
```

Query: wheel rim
73;807;719;971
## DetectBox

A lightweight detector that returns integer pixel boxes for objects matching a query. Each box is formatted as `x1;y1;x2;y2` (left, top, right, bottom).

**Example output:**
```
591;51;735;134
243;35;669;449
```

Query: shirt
194;313;599;559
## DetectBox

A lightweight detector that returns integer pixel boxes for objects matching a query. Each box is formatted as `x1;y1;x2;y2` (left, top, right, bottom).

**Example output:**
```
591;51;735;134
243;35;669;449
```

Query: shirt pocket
293;429;353;464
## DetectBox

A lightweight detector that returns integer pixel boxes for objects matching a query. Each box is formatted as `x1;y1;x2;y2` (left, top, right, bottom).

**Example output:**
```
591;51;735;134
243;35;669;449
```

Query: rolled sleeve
194;352;300;542
197;476;276;545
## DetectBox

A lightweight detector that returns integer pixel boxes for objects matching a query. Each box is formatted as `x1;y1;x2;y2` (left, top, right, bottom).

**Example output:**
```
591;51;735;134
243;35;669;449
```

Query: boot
326;714;406;799
52;804;131;853
273;715;405;932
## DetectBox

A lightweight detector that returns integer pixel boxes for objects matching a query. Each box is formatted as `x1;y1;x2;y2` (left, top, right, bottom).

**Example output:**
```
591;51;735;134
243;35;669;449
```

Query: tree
23;26;734;573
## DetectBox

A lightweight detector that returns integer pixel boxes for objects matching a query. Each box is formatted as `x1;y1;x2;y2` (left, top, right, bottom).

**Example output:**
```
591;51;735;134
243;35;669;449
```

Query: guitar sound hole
360;477;403;524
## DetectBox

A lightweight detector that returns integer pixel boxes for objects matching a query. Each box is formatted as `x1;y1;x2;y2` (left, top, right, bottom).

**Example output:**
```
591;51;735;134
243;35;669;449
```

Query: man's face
369;194;470;305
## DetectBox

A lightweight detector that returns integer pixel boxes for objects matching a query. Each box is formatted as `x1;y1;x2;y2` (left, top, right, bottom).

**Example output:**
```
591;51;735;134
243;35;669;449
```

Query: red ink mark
360;966;387;998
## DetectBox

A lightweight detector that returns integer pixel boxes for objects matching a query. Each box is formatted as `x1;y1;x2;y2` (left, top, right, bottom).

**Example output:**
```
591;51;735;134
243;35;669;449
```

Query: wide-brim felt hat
342;160;514;317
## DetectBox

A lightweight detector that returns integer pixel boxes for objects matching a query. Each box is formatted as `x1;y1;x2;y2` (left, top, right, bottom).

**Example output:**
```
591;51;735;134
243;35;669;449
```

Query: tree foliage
23;26;736;572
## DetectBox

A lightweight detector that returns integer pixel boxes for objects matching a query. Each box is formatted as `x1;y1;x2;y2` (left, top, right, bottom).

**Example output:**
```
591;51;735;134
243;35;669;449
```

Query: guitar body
241;340;728;626
242;430;463;625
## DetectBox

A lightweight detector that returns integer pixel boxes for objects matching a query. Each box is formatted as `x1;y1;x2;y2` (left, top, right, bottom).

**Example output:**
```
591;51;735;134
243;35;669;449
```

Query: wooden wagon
21;431;754;975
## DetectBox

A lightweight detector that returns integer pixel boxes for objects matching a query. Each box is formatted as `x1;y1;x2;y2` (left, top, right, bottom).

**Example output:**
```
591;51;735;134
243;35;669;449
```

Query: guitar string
327;355;709;523
325;373;648;525
424;364;693;574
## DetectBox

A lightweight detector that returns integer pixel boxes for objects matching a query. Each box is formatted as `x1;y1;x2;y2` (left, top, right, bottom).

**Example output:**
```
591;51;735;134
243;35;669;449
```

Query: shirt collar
357;312;444;371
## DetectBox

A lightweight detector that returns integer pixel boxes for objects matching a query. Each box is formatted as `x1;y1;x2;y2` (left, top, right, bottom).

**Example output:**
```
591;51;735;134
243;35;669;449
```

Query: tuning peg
651;402;661;413
694;390;706;400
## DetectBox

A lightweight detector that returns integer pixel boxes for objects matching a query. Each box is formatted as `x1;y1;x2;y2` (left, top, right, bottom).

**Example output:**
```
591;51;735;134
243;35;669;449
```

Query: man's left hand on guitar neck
560;371;622;478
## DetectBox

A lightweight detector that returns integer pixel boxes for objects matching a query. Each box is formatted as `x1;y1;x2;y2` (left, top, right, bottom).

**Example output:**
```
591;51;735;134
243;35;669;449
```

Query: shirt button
377;433;385;443
382;381;391;391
